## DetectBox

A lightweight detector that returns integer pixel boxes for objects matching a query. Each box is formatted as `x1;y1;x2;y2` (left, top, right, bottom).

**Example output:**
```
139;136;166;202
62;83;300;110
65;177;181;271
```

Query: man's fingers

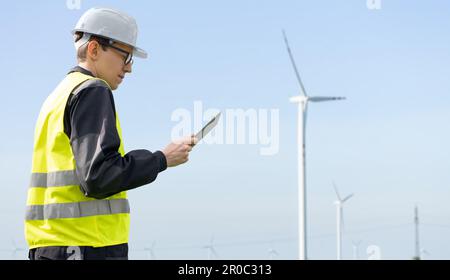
191;135;198;146
183;144;192;152
182;137;193;145
179;135;198;147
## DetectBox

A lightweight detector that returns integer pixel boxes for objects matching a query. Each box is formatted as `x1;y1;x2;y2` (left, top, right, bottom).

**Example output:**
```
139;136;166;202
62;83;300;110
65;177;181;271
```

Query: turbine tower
283;30;346;260
352;240;362;260
413;205;421;260
333;182;353;260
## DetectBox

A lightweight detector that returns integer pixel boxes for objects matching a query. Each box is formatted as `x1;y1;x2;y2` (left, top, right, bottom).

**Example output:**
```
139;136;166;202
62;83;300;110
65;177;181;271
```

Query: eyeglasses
98;41;133;65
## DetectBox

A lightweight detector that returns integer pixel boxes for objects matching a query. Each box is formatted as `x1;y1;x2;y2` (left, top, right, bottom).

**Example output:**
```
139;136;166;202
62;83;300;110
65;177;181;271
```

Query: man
25;7;195;260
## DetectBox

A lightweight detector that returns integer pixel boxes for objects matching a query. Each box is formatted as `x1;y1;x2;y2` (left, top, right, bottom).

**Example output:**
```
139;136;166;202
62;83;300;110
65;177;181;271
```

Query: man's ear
87;41;100;61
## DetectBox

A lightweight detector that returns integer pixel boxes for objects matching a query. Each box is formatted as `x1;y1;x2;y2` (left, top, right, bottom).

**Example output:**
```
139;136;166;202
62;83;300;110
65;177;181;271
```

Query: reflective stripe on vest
25;199;130;220
25;71;130;249
30;170;78;188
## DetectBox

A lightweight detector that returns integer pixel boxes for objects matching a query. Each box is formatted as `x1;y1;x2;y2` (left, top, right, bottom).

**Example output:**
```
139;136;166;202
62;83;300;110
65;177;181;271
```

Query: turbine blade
211;247;219;258
308;96;346;102
341;207;345;232
421;249;430;256
282;29;307;96
269;249;279;259
333;181;342;201
342;193;354;203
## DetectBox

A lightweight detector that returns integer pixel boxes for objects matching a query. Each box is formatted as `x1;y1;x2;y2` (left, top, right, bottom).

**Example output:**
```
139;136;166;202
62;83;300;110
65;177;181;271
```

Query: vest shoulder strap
69;71;112;92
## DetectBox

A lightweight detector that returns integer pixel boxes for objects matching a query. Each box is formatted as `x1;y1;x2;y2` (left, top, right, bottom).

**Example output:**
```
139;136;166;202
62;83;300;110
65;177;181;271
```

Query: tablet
195;112;221;142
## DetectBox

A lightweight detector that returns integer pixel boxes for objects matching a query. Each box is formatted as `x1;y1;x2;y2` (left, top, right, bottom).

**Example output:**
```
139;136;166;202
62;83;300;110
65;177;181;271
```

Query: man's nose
124;62;132;73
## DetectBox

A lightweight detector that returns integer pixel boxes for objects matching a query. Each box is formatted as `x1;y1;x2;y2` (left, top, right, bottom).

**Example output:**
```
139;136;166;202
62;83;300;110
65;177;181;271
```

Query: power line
422;223;450;229
310;223;413;239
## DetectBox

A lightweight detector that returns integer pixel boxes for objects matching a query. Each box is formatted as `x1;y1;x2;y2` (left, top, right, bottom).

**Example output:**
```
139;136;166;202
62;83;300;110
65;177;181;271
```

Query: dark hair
74;32;108;62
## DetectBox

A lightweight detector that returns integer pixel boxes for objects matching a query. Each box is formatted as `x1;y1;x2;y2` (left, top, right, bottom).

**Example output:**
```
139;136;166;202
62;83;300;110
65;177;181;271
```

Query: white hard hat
72;7;147;59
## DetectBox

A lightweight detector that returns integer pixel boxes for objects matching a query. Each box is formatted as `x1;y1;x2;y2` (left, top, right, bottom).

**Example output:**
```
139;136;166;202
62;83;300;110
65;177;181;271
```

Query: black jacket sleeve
65;79;167;199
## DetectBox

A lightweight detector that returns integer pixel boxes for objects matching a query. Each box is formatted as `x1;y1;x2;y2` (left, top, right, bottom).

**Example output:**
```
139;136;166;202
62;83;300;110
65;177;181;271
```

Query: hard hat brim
72;30;148;59
134;46;148;59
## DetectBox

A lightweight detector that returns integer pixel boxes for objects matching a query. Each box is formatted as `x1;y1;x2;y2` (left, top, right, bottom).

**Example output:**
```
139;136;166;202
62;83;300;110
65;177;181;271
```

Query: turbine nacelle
334;194;354;204
333;181;353;203
289;95;308;103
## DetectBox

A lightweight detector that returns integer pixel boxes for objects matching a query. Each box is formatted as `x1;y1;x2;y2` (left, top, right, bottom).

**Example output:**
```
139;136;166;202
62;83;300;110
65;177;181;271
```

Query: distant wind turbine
333;182;353;260
420;248;430;260
352;240;362;260
268;241;279;260
268;248;279;260
283;29;346;260
144;241;157;260
203;235;219;260
11;239;25;259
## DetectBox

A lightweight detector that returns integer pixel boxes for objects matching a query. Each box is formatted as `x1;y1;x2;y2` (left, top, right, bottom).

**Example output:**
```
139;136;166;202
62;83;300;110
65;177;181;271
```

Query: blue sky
1;0;449;259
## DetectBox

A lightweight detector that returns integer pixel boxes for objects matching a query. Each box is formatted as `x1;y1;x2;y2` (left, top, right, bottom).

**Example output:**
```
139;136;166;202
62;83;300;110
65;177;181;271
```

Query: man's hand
162;135;198;167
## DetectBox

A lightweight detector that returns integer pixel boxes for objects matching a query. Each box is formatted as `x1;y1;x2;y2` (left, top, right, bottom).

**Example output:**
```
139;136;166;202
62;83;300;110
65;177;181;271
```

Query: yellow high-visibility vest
25;71;129;249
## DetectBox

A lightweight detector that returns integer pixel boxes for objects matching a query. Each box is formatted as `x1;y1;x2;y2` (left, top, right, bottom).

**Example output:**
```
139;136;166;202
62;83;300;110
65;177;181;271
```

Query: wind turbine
203;235;219;260
283;30;346;260
333;182;353;260
352;240;362;260
11;239;25;259
268;241;279;260
144;241;157;260
420;248;430;260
